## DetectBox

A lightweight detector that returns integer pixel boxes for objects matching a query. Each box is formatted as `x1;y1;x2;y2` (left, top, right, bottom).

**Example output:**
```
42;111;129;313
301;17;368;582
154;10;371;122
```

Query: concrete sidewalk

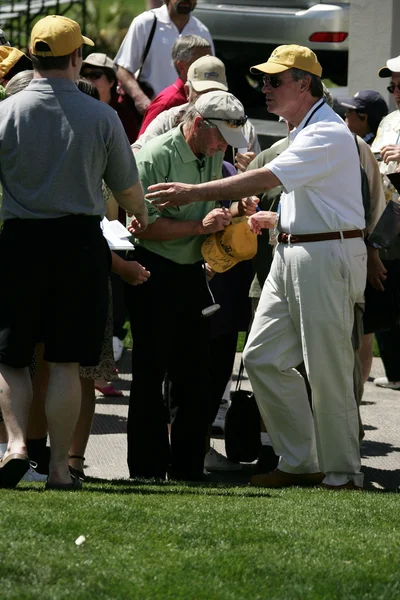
85;352;400;491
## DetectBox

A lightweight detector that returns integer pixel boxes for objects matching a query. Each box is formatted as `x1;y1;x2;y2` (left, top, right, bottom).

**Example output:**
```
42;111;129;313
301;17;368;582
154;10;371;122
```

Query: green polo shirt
134;125;222;264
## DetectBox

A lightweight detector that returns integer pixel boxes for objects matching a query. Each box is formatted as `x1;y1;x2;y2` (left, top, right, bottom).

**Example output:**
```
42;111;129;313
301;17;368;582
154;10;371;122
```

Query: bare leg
0;364;32;457
46;362;81;485
360;333;374;384
68;377;96;475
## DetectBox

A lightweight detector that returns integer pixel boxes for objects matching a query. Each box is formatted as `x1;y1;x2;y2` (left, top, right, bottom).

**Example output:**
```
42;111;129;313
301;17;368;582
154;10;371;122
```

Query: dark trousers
375;327;400;382
124;247;210;480
207;332;238;424
110;262;128;341
364;258;400;382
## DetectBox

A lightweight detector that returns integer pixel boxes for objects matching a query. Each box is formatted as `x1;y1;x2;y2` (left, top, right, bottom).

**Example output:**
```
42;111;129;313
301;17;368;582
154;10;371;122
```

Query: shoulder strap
235;330;250;392
137;13;157;82
235;358;245;392
354;134;361;157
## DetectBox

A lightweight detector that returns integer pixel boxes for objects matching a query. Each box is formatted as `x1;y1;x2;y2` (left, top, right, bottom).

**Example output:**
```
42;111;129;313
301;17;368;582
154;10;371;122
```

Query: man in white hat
125;91;248;482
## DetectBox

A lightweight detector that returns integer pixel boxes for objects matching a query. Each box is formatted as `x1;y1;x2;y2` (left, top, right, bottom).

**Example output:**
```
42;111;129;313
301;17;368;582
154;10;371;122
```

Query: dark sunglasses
262;74;283;88
204;115;248;128
387;82;400;93
81;69;104;81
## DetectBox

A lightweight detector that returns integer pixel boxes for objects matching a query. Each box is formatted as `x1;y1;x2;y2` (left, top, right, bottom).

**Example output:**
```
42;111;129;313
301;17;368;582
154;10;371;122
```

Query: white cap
187;55;228;92
82;53;115;71
194;91;248;148
378;55;400;78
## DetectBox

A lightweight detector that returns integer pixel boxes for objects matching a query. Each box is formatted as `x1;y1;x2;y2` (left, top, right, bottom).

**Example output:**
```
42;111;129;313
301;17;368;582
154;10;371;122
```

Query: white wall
348;0;400;109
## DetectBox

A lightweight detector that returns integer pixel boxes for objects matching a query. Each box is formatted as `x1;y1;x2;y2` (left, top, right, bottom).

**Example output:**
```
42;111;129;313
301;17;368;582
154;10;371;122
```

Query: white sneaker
373;377;400;390
112;337;124;362
204;447;242;472
22;463;47;482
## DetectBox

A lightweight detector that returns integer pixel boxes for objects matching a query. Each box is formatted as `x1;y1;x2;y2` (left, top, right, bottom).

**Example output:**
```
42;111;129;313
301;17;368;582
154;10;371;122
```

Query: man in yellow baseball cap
0;15;147;491
251;44;322;77
30;14;94;57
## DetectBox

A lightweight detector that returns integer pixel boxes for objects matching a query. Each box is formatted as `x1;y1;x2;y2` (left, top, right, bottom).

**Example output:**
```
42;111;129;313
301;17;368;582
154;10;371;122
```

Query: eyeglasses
203;115;248;128
262;75;284;88
387;82;400;93
81;69;104;81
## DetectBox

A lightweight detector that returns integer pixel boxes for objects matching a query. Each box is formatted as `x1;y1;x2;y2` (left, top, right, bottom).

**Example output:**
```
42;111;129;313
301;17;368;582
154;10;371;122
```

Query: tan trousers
243;238;367;487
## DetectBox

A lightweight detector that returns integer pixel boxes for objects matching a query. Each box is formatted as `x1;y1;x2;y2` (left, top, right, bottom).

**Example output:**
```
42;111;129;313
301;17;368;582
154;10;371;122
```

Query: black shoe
168;469;209;482
253;445;279;475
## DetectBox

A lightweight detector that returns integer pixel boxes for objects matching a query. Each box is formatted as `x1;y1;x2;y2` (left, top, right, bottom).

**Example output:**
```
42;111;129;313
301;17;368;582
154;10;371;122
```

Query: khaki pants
243;238;366;487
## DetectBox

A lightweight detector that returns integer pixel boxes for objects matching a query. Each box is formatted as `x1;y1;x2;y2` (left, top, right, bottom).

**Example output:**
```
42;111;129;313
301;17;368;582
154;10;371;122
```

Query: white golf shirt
268;100;366;234
114;5;214;98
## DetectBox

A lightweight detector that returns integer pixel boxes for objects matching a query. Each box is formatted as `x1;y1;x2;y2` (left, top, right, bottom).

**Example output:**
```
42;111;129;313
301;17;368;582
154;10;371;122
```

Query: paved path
85;353;400;491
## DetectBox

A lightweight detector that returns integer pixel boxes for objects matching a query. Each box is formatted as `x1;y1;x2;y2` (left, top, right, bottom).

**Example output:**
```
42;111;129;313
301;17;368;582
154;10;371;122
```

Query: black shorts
0;215;111;368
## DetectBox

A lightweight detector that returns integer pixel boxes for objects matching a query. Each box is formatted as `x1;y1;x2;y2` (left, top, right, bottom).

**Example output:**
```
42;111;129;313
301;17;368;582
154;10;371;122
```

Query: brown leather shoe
251;468;324;488
320;481;363;491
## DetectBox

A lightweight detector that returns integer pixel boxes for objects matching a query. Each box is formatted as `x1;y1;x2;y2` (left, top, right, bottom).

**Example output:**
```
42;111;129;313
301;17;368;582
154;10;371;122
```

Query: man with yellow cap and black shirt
0;15;147;490
145;44;367;490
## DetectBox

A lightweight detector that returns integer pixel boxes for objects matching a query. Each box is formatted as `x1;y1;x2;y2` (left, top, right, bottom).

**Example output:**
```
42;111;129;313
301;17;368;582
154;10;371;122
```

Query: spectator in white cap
124;90;250;482
81;53;139;143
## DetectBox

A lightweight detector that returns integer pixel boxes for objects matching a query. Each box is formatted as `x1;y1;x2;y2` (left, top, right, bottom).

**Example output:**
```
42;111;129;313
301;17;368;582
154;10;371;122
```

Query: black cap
340;90;388;128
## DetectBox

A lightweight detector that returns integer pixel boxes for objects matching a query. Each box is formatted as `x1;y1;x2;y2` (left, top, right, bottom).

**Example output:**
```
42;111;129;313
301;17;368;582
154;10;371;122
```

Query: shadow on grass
14;478;273;498
14;468;399;494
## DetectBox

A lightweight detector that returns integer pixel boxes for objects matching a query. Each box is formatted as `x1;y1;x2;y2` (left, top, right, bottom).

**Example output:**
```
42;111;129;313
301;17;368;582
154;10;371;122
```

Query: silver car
195;0;349;110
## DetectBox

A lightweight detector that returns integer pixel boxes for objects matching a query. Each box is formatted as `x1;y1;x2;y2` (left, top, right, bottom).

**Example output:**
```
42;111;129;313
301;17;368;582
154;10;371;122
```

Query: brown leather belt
278;230;364;244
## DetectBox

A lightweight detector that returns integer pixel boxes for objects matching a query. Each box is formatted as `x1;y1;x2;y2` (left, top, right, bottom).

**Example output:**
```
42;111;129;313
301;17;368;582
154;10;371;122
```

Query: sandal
68;455;86;480
45;473;82;491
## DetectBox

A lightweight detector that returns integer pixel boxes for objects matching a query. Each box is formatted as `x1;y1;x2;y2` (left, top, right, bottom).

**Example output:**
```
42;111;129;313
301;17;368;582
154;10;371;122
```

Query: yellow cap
201;217;257;273
251;44;322;77
0;46;26;77
31;15;94;57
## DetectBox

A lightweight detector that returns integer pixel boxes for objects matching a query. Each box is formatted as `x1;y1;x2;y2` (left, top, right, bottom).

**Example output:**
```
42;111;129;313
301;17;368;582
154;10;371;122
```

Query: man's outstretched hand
145;182;195;208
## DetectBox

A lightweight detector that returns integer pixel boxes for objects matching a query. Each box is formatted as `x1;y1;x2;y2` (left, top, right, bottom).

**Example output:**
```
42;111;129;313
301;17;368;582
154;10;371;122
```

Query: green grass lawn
1;481;399;599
